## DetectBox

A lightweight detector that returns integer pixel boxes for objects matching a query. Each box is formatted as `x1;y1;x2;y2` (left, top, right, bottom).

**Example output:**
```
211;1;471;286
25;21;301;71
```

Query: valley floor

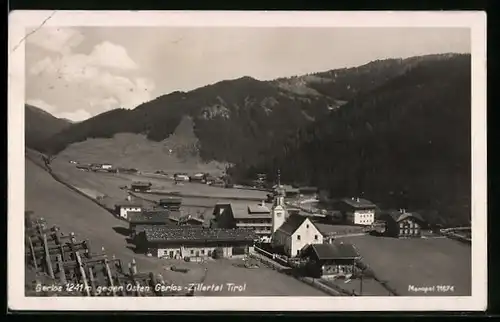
24;156;326;296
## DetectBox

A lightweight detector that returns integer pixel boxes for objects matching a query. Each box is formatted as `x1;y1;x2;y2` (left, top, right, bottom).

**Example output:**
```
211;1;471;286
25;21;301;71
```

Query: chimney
261;200;265;207
356;197;360;202
402;208;406;214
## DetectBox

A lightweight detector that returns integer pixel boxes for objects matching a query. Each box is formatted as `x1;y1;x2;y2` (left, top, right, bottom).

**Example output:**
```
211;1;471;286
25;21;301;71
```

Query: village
24;155;472;297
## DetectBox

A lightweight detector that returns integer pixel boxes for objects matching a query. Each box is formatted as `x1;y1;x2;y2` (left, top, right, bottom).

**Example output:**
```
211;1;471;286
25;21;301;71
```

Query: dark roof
247;204;270;214
131;181;152;187
340;198;376;209
385;211;425;223
308;243;360;260
144;226;259;243
277;214;310;235
129;210;172;224
159;197;182;204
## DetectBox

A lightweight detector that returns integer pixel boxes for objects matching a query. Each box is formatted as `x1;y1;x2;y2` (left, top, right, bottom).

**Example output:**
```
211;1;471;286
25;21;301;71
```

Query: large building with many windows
212;201;274;242
134;225;258;260
380;209;425;238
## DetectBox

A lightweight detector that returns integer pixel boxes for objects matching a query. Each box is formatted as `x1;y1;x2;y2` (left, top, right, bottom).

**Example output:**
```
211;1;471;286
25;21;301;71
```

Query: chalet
205;175;218;185
76;164;91;171
380;209;425;238
213;201;273;242
134;226;258;259
158;197;182;211
114;200;143;220
271;214;324;258
130;181;152;192
210;178;226;187
101;163;113;170
301;242;360;278
190;173;206;182
128;210;173;236
335;197;376;226
174;173;190;182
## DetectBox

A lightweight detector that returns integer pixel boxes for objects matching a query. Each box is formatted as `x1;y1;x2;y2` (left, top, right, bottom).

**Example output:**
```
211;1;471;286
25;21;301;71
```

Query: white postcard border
8;10;487;311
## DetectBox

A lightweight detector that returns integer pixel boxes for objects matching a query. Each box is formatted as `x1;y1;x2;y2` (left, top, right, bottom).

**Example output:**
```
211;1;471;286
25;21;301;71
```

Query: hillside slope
232;54;471;227
36;55;451;166
25;104;71;151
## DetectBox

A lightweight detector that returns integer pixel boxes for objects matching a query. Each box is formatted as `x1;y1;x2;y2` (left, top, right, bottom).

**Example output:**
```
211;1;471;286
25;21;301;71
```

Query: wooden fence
25;212;187;297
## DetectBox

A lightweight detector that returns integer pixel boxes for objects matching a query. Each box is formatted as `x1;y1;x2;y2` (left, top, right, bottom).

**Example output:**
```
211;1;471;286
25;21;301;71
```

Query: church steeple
271;169;286;234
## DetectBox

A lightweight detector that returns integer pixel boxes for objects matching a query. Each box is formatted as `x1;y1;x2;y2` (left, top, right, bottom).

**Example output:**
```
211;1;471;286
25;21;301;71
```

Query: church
269;172;324;258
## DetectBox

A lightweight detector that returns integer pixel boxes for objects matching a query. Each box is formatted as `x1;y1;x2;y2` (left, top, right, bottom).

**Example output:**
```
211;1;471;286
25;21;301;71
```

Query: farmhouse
190;173;206;182
174;173;190;182
301;242;360;278
134;226;258;259
101;163;113;170
271;214;324;258
158;197;182;211
130;181;152;192
380;209;425;238
76;164;91;171
212;201;273;242
114;200;143;220
335;197;376;226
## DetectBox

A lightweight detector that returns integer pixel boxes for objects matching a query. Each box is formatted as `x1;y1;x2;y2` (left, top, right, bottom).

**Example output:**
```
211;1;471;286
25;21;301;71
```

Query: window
297;235;301;241
306;224;309;228
314;235;318;240
190;250;194;255
297;250;300;255
201;249;205;255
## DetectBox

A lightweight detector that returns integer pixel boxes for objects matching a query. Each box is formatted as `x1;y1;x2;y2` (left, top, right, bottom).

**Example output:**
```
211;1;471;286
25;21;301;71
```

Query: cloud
26;28;156;119
26;98;57;114
88;41;138;70
27;27;84;54
57;109;92;122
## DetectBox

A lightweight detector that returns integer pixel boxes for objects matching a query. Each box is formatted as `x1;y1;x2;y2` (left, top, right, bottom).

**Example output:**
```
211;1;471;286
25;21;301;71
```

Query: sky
25;27;470;122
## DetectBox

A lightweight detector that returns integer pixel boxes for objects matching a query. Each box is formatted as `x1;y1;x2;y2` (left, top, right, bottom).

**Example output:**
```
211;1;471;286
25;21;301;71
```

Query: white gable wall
120;206;142;219
353;209;375;225
290;218;323;257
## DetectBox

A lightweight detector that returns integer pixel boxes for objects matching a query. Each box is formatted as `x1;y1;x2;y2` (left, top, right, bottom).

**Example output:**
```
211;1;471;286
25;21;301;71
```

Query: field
56;132;228;175
24;155;326;296
342;235;471;296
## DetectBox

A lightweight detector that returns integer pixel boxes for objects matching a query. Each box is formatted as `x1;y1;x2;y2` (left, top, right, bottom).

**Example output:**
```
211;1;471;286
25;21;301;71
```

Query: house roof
228;203;272;219
159;197;182;204
340;198;376;209
308;243;360;260
129;210;172;224
277;214;317;236
143;226;259;243
131;181;152;187
247;204;270;214
385;211;425;223
115;200;143;208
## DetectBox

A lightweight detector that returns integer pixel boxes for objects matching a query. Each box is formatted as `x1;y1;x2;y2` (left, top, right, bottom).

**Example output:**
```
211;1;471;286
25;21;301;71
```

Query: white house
101;164;113;170
115;200;143;220
337;197;376;226
271;214;324;257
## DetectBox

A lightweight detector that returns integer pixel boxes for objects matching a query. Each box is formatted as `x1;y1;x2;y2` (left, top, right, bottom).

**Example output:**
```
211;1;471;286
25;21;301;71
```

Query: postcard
8;10;487;311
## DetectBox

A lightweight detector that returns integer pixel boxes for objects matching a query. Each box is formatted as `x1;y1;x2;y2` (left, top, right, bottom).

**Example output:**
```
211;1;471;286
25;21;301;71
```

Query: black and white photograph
8;11;487;311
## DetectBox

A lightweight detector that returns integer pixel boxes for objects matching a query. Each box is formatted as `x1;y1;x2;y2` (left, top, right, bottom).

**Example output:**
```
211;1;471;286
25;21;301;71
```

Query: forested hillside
34;55;442;165
25;104;71;151
230;54;471;227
